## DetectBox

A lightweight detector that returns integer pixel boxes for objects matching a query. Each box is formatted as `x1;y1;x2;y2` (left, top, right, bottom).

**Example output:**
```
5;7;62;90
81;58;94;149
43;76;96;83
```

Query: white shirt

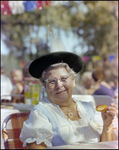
20;97;103;148
1;75;13;100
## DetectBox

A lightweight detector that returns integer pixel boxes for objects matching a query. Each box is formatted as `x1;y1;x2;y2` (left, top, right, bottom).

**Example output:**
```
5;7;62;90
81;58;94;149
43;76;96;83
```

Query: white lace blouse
20;97;103;148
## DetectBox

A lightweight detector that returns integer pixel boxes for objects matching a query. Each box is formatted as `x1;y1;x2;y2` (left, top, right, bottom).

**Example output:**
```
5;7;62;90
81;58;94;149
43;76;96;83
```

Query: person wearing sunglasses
20;51;117;149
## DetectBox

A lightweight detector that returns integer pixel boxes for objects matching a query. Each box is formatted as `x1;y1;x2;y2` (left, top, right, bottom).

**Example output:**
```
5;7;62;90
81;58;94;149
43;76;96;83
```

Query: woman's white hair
40;62;77;86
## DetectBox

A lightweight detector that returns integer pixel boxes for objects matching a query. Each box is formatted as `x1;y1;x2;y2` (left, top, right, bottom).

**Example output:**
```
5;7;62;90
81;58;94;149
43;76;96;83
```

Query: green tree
1;1;118;61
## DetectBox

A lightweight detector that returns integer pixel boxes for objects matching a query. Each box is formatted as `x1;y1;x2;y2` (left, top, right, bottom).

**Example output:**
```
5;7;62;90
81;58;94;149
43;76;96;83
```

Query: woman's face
45;67;75;106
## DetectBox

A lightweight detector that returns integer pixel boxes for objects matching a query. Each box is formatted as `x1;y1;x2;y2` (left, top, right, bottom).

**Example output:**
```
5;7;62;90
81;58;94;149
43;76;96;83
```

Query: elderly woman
20;52;117;149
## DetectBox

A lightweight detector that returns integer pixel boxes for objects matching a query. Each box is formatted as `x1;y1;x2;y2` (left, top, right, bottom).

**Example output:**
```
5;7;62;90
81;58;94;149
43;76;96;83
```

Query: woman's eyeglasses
44;73;71;89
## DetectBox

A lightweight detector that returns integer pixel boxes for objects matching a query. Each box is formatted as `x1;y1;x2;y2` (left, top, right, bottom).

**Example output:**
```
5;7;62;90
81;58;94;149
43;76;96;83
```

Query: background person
20;51;117;149
81;71;95;95
73;71;95;95
10;69;24;103
92;68;115;98
1;66;13;102
73;73;84;95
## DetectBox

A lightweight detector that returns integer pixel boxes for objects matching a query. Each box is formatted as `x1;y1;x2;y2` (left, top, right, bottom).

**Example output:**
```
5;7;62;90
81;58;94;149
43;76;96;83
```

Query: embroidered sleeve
20;110;54;147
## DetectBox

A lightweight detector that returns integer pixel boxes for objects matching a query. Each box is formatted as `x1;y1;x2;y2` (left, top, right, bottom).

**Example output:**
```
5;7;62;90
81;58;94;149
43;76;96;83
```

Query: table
1;102;34;112
1;94;35;112
47;140;118;149
13;103;34;112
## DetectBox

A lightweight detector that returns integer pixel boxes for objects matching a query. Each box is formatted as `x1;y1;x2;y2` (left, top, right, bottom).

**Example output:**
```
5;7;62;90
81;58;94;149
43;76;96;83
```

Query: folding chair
2;112;30;149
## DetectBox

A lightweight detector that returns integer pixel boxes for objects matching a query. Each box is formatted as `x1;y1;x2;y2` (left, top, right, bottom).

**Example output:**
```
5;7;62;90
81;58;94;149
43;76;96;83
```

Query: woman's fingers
110;103;117;108
103;103;117;118
106;110;116;118
101;103;117;122
104;111;115;119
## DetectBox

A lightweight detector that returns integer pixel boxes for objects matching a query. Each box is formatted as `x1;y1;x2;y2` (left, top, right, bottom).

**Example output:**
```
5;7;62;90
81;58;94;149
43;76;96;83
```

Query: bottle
31;83;39;105
24;80;32;105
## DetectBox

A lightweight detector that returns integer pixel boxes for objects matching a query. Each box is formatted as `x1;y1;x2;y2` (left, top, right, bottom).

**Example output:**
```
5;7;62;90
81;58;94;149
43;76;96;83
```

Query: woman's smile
56;90;67;94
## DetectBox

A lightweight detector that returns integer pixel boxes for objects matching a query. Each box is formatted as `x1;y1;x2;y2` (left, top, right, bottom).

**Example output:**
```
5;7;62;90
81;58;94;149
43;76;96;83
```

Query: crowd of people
73;68;118;100
1;63;118;105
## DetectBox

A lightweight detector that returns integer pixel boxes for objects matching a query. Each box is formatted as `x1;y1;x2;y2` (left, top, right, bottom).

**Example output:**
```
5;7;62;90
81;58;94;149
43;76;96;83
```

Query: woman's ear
73;79;76;87
73;82;76;87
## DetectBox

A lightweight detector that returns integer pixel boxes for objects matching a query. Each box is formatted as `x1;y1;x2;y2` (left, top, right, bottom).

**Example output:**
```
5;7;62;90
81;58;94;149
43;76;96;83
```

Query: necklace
62;109;74;118
60;101;81;120
67;112;73;118
60;100;75;119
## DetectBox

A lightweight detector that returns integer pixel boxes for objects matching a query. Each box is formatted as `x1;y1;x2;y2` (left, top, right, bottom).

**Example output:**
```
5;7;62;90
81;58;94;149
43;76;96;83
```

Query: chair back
72;95;113;106
2;112;30;149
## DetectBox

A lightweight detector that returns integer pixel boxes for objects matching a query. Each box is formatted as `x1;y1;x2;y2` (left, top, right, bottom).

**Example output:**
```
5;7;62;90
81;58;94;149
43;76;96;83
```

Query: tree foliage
1;1;118;61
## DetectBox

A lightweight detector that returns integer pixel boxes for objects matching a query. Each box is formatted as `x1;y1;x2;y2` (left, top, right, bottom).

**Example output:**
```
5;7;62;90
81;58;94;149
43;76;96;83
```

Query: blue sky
1;39;9;55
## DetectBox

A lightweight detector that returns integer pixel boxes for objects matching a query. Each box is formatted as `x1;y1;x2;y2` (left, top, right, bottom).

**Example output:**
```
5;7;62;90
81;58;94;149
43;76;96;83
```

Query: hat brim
29;52;84;79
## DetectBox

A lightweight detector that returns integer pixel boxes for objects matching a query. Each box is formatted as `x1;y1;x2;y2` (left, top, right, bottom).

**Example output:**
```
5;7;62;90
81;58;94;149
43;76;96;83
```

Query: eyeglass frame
43;73;72;87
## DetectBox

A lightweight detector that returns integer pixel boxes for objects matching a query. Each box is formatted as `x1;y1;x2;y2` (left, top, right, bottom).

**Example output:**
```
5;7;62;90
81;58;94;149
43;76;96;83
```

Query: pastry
96;104;108;112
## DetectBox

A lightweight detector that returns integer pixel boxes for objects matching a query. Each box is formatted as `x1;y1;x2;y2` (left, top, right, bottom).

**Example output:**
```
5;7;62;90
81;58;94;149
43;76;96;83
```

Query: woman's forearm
27;142;47;149
101;124;116;141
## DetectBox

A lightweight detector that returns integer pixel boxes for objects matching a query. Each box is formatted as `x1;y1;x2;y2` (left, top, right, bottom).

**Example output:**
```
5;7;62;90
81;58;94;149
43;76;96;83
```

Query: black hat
29;51;84;79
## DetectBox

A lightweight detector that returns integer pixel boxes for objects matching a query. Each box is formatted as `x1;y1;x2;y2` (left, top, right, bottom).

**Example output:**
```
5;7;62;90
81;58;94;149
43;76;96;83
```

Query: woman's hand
27;142;47;149
101;103;117;141
101;103;117;129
